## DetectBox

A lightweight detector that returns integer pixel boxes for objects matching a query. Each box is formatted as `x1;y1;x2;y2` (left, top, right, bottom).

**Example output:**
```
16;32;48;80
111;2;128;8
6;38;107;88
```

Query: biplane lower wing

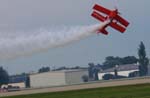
116;15;130;27
110;22;126;33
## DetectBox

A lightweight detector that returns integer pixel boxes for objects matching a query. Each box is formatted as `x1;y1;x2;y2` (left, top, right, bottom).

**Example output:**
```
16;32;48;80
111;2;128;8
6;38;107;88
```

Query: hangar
30;69;88;88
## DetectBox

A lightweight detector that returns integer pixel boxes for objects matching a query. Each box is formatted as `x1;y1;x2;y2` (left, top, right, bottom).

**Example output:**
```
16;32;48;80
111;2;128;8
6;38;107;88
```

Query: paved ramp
1;77;150;97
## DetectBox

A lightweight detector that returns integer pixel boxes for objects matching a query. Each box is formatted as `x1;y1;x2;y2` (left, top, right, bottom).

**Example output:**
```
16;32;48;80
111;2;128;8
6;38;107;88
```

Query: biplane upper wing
93;4;111;15
93;4;130;28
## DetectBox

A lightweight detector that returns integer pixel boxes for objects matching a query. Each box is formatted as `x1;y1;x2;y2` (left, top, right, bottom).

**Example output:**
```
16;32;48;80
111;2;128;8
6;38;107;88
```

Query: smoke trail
0;21;109;59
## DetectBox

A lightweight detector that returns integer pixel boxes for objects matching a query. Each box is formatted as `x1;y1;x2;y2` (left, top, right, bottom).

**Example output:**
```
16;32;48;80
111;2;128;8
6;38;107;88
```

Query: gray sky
0;0;150;75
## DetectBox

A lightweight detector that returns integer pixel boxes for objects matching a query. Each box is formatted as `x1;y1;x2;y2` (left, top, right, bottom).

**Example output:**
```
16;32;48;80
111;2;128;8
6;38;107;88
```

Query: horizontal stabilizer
100;29;109;35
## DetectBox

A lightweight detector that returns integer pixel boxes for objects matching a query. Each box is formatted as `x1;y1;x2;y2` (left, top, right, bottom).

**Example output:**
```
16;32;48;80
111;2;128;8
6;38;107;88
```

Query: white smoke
0;21;109;59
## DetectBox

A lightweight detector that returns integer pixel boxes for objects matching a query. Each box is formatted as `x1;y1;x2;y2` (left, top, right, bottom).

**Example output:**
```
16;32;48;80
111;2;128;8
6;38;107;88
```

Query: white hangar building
98;64;139;80
30;69;88;88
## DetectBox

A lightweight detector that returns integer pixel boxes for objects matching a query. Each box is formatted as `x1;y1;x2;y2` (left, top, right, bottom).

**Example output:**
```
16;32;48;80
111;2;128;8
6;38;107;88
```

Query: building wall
148;65;150;76
98;70;138;80
98;72;114;80
30;72;66;88
117;70;138;77
65;70;88;85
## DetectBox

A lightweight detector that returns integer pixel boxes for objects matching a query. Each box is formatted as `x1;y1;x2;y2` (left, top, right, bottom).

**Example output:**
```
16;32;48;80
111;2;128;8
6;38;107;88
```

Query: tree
138;42;149;76
38;66;50;73
0;67;9;86
102;56;122;69
122;56;138;64
102;56;138;69
88;63;101;81
88;63;95;79
93;68;99;81
54;66;66;71
82;75;89;82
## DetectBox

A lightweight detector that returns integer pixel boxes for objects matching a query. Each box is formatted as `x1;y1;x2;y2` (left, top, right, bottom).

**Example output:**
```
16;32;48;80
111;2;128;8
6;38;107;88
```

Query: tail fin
99;28;109;35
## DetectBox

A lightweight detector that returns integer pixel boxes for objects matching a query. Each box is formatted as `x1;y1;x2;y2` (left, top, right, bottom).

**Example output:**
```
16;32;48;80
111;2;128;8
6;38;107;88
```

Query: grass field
3;84;150;98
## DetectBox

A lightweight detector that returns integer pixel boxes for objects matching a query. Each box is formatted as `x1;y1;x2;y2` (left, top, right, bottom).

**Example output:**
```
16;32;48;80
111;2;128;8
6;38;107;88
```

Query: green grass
3;84;150;98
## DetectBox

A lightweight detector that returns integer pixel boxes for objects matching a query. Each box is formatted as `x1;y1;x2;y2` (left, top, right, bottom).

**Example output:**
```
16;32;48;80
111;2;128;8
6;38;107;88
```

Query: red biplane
91;4;130;35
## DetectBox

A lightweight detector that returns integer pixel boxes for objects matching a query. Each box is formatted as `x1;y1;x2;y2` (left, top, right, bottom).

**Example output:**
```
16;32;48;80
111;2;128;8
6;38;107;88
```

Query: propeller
114;6;121;15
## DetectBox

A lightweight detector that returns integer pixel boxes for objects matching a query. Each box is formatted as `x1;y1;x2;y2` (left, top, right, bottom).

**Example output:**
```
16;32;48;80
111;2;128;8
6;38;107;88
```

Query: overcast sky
0;0;150;75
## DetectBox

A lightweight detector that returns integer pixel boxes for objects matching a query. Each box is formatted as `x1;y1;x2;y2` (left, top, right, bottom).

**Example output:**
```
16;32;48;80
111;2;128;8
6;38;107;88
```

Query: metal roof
101;64;139;73
30;69;88;76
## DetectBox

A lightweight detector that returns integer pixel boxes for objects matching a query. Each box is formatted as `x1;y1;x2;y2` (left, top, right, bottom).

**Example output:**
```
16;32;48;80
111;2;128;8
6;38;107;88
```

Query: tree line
88;41;149;80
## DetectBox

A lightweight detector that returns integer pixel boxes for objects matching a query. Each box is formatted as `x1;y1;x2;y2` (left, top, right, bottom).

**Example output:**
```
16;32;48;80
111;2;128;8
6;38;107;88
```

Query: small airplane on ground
91;4;130;35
